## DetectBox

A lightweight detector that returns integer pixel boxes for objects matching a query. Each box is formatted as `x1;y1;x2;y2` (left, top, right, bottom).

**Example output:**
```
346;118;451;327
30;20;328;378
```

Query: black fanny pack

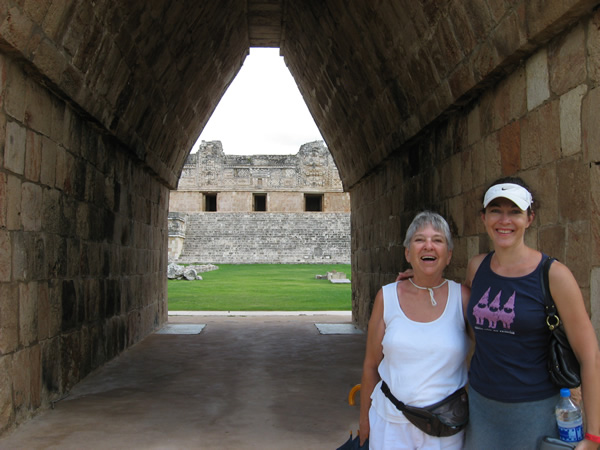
380;381;469;437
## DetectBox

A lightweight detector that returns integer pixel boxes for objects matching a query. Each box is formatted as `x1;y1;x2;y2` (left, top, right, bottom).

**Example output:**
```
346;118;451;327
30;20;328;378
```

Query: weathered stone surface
167;263;216;280
24;131;41;183
4;121;26;176
0;231;10;282
591;165;600;267
493;67;526;131
521;101;560;170
183;268;197;281
169;141;351;263
176;213;350;265
560;84;587;157
0;50;170;433
539;225;567;267
499;121;520;176
0;355;13;430
583;86;600;164
592;267;600;340
549;23;587;96
21;182;42;231
0;283;18;354
526;48;550;111
39;136;57;188
10;347;31;420
350;8;600;327
0;173;6;229
534;164;559;226
3;61;26;123
589;9;600;84
167;263;184;279
6;175;21;231
173;141;346;206
566;220;591;287
19;282;38;347
0;0;599;437
557;158;589;223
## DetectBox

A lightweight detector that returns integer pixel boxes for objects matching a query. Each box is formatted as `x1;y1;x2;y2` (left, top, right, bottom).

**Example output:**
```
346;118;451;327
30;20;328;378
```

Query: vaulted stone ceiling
1;0;596;190
247;0;282;46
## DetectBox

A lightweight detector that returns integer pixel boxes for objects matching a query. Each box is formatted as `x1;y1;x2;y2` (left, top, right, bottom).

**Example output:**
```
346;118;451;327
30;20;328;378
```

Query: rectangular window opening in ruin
205;193;217;211
253;193;267;211
305;194;323;212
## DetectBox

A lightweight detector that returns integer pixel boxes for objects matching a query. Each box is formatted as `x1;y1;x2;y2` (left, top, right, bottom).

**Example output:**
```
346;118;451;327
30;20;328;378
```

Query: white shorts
368;407;464;450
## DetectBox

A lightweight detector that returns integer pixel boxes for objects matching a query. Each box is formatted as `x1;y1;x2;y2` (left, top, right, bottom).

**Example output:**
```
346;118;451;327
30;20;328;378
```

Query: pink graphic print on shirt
498;292;516;329
472;288;516;330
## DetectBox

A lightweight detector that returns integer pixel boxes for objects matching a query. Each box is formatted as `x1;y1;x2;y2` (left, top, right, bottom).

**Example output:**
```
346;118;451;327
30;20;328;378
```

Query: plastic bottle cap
560;388;571;397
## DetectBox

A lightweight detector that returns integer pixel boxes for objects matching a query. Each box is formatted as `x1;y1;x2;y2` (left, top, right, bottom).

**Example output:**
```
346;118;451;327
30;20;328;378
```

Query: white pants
368;407;464;450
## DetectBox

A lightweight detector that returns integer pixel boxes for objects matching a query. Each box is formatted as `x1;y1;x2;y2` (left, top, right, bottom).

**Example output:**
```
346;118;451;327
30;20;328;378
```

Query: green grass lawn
167;264;352;311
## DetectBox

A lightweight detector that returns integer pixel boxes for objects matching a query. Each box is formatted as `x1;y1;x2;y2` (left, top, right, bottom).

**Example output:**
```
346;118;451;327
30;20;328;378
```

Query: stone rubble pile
315;270;351;284
167;263;219;280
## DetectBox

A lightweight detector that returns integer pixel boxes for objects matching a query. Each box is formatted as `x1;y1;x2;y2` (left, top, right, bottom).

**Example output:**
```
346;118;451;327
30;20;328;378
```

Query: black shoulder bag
541;256;581;388
380;381;468;437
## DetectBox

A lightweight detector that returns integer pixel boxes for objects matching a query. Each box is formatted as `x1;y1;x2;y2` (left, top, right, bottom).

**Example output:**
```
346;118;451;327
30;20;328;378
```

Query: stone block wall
176;213;350;264
266;192;305;213
169;141;351;264
171;191;351;213
351;11;600;335
167;213;187;261
169;192;203;213
177;141;344;193
216;191;253;212
0;53;169;432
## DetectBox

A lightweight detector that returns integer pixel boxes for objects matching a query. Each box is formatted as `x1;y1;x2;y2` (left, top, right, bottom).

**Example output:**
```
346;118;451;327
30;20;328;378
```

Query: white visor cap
483;183;533;211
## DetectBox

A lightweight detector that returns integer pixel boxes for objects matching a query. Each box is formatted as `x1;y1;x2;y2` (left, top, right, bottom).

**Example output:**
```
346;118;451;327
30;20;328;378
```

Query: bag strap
540;256;560;330
380;381;407;411
380;381;433;420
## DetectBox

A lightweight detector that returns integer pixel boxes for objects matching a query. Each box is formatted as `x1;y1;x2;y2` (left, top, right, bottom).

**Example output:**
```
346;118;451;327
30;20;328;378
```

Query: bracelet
585;433;600;443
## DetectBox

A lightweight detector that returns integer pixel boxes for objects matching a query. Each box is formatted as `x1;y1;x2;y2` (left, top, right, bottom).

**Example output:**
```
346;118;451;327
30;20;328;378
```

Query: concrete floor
0;313;366;450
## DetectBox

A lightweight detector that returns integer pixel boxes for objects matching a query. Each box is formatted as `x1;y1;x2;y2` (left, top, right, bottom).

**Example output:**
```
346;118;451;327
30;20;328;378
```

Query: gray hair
403;211;453;250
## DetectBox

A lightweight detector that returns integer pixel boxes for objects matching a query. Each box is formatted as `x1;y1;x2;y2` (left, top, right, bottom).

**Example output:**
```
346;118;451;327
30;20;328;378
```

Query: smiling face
481;198;534;249
404;224;452;277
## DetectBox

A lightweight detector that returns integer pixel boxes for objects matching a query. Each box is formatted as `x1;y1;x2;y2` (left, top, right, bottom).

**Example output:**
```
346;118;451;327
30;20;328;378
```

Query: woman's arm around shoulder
460;283;471;321
460;282;475;345
359;288;386;445
549;261;600;449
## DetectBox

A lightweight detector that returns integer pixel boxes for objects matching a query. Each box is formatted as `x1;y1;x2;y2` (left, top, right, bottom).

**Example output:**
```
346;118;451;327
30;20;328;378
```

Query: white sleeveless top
371;280;469;423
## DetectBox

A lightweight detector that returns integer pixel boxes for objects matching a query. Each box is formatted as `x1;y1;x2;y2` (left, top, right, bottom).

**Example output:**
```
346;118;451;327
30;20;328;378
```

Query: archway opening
167;49;352;314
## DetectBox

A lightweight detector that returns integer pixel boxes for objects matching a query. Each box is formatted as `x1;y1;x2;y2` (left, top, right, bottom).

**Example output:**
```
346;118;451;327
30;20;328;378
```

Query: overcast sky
193;48;324;155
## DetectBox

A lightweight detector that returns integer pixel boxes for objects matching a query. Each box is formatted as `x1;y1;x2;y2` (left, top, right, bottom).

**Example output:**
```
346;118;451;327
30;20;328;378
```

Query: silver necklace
408;278;448;306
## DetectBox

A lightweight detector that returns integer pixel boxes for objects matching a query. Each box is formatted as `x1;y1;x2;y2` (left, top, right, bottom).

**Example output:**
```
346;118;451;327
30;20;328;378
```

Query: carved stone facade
169;141;350;263
178;140;344;190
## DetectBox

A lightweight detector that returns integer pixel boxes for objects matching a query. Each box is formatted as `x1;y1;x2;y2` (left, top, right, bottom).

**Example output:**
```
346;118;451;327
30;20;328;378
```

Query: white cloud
194;48;323;155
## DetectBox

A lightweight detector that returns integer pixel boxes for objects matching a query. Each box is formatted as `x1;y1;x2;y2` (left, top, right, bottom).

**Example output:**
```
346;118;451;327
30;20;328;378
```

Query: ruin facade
169;141;351;264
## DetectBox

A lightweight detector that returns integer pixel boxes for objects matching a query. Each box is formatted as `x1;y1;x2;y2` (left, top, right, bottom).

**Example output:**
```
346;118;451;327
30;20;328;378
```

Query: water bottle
555;388;584;443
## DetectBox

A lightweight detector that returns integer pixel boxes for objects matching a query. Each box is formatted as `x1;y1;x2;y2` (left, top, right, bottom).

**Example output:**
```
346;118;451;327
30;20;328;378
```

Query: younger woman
464;177;600;450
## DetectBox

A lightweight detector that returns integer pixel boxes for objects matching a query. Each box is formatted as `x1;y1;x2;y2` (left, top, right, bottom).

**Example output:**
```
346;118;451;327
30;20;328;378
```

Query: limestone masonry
169;141;351;263
1;1;599;436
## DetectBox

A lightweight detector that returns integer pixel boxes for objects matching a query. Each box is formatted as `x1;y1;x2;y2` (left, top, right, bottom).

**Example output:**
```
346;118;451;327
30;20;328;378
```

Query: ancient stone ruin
1;1;600;437
166;262;219;280
168;141;351;264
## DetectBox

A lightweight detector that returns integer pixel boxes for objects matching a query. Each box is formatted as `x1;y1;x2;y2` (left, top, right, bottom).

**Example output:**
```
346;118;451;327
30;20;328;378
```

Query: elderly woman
359;211;471;449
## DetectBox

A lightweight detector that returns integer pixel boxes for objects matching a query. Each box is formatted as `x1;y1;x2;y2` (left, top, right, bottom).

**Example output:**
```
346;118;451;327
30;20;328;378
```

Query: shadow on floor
0;314;366;450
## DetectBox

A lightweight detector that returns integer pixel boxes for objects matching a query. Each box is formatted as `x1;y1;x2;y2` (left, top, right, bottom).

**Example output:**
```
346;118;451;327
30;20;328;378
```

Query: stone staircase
176;212;350;264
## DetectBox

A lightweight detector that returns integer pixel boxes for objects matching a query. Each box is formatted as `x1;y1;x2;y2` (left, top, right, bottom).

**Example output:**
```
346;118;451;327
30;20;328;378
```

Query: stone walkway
0;313;366;450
